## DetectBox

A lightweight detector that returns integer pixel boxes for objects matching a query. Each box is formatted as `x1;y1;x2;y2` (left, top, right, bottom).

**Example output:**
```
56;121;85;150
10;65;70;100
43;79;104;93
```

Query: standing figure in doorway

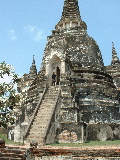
52;72;56;86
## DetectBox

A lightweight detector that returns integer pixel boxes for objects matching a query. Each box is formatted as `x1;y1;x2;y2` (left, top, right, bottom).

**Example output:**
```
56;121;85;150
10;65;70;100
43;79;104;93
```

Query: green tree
0;61;20;128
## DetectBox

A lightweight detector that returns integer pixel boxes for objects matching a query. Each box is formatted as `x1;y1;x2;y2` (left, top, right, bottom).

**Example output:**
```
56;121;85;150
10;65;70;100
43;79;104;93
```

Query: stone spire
55;0;87;31
111;42;120;65
61;0;80;20
29;55;37;78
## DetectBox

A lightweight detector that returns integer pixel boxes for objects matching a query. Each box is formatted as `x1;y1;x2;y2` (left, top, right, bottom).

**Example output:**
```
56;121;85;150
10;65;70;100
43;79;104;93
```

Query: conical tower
111;42;120;65
29;55;37;79
61;0;81;20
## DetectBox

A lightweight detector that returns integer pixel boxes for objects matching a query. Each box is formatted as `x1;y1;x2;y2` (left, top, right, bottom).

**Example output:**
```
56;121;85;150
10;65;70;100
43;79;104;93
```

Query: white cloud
24;25;37;33
8;29;17;40
34;30;45;42
24;25;45;42
11;35;17;40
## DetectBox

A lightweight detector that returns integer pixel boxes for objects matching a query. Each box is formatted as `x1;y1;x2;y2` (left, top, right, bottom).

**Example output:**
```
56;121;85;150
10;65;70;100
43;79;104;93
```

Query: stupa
13;0;120;144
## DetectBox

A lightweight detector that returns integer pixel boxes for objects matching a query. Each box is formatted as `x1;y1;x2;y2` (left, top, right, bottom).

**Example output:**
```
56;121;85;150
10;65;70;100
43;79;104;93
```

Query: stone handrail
24;84;47;139
43;86;61;144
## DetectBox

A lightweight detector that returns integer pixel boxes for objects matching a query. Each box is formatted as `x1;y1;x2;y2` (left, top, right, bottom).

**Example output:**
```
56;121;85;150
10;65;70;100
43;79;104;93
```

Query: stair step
28;137;44;140
31;122;49;126
44;96;57;99
32;122;49;125
29;132;45;134
37;110;52;113
39;110;53;112
39;105;54;109
31;124;48;128
37;110;53;112
37;111;53;114
44;93;57;96
30;127;47;130
33;117;51;120
0;149;25;154
27;135;45;141
27;134;44;137
0;153;24;158
46;92;58;94
42;100;55;102
41;101;55;104
30;125;47;127
38;106;53;109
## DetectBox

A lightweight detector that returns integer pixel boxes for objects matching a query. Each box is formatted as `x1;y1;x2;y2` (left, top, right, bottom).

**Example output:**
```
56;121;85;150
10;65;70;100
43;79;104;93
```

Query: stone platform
33;146;120;160
0;145;120;160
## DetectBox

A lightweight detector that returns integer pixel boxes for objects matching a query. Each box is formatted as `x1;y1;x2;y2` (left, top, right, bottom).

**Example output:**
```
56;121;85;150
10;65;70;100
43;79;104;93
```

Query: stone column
63;22;66;29
70;21;72;27
45;61;49;76
61;61;65;74
45;60;51;86
81;123;84;143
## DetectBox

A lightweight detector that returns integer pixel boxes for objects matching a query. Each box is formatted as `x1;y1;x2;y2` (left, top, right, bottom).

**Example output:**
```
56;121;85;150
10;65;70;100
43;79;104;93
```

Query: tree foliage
0;62;20;128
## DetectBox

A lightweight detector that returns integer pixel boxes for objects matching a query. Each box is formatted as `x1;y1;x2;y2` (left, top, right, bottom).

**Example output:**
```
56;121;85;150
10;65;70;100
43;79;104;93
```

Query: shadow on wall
87;124;120;141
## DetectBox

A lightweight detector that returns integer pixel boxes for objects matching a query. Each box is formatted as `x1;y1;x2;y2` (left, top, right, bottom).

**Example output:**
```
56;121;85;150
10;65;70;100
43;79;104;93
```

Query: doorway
56;66;60;85
48;54;61;86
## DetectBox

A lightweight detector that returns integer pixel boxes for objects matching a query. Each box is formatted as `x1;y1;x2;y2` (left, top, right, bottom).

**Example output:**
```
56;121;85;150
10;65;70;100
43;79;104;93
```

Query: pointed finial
111;42;120;65
32;55;35;64
112;42;114;48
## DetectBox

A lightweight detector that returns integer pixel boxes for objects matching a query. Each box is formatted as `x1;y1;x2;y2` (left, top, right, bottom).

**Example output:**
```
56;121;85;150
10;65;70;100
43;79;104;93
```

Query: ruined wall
58;123;86;143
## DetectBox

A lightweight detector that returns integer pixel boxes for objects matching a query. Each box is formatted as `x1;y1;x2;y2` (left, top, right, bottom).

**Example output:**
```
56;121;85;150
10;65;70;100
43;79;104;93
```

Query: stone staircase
0;146;26;160
26;86;60;145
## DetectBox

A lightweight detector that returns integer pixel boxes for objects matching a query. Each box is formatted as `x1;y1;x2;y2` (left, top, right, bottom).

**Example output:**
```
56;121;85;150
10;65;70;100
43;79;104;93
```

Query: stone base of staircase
25;86;60;145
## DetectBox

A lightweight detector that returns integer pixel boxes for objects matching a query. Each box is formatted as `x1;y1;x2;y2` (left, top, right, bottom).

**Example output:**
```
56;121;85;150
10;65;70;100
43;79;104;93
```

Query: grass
49;140;120;147
0;133;120;147
0;133;23;146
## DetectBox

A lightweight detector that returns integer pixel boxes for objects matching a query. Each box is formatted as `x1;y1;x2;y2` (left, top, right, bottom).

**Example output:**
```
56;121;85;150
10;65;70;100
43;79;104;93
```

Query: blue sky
0;0;120;76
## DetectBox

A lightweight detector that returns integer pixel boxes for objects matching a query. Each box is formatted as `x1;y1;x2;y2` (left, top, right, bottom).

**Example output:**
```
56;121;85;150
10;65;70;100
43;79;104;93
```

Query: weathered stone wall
72;68;120;125
87;124;120;141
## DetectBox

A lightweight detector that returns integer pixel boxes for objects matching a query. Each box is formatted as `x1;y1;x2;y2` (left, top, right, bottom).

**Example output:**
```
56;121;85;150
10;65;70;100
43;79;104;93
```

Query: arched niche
48;54;61;86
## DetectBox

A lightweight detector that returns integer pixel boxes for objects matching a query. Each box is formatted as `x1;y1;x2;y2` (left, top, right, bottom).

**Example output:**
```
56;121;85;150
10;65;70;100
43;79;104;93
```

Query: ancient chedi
14;0;120;144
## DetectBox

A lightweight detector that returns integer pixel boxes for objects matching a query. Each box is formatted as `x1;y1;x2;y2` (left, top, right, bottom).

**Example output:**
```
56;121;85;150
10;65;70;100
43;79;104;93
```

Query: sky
0;0;120;77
